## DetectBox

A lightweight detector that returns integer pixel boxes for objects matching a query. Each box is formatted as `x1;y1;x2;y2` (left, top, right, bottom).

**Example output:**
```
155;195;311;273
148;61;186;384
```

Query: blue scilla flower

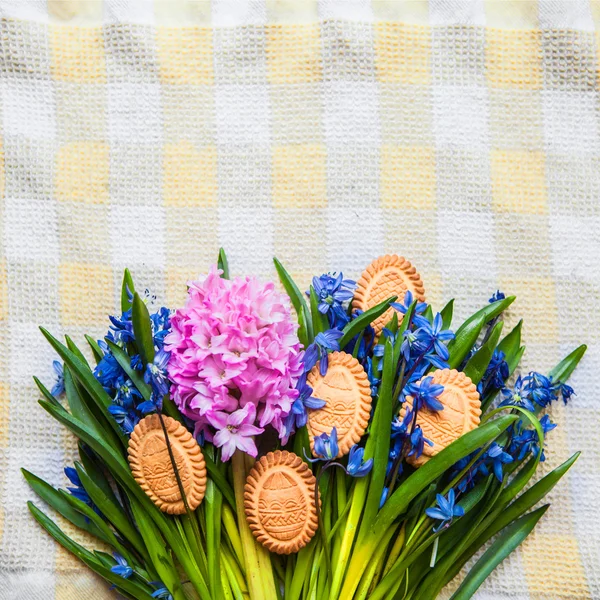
379;486;390;508
400;329;419;362
151;585;174;600
51;360;65;397
510;415;556;462
144;349;171;398
130;354;143;371
64;466;92;506
94;353;125;390
487;442;514;481
107;310;135;345
312;428;339;461
499;376;536;412
108;403;139;434
425;489;464;532
284;374;325;436
479;349;509;394
406;376;445;412
489;290;506;303
304;329;344;375
364;357;381;397
115;378;142;405
111;553;133;579
523;372;557;408
390;291;429;329
347;445;373;477
407;426;434;459
423;349;450;371
309;273;356;328
151;306;172;349
136;395;163;416
414;313;454;360
555;381;575;404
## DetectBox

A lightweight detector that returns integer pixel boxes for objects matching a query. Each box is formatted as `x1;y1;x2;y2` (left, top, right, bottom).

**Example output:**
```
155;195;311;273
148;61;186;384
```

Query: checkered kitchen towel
0;0;598;598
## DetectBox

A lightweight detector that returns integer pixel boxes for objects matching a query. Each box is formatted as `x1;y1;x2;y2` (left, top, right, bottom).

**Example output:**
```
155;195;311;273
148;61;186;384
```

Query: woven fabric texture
0;2;599;599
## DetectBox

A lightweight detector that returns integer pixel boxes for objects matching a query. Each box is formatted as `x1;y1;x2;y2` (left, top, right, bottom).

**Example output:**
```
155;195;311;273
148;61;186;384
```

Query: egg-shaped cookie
400;369;481;467
306;351;371;457
244;450;319;555
128;414;206;514
353;254;425;339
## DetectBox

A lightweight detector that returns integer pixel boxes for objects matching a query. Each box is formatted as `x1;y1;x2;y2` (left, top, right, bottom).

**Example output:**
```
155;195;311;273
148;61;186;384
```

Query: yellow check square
486;29;542;89
59;263;113;326
55;142;109;204
266;24;322;84
491;150;547;213
163;142;217;206
272;144;327;207
374;23;430;84
157;27;213;85
381;145;436;209
50;26;106;83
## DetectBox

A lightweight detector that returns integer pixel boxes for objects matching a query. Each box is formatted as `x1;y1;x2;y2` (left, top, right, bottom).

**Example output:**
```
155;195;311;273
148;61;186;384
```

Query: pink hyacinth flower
208;403;264;461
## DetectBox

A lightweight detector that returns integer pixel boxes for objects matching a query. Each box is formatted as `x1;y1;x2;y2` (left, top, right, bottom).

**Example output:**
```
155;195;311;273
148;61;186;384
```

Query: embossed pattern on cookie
244;450;319;555
353;254;425;339
400;369;481;467
128;414;207;514
306;351;371;457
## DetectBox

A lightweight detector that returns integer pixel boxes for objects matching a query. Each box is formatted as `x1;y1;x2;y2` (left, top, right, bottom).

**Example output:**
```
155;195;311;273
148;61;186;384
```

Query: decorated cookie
128;414;207;514
306;351;371;457
244;451;319;555
400;369;481;467
353;254;426;339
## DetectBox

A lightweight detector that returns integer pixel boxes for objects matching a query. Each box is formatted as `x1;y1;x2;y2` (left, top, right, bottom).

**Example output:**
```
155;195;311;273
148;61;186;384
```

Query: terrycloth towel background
0;0;599;598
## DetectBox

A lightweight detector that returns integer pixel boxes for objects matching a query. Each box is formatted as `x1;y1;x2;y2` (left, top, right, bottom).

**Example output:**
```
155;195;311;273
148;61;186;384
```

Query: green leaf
457;478;491;515
463;321;503;385
39;328;127;446
78;444;119;506
63;366;120;449
497;320;522;362
273;257;313;346
84;334;104;364
447;314;485;370
450;505;549;600
74;463;147;560
33;376;65;410
440;299;454;330
309;286;328;336
59;489;135;564
448;296;515;367
105;339;152;400
374;414;519;532
461;296;516;332
130;496;190;600
549;344;587;383
121;268;135;313
28;502;156;600
65;335;88;366
218;248;230;279
465;452;579;561
338;295;398;349
507;346;526;376
423;304;434;323
361;339;394;535
132;292;155;366
204;451;236;509
22;469;108;543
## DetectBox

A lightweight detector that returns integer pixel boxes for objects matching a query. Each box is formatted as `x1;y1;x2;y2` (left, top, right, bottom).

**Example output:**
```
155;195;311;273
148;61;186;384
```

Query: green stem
232;451;264;600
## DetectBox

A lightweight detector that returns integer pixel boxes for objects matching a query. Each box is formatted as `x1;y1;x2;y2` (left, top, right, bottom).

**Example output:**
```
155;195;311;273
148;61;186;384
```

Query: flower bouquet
24;250;585;600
